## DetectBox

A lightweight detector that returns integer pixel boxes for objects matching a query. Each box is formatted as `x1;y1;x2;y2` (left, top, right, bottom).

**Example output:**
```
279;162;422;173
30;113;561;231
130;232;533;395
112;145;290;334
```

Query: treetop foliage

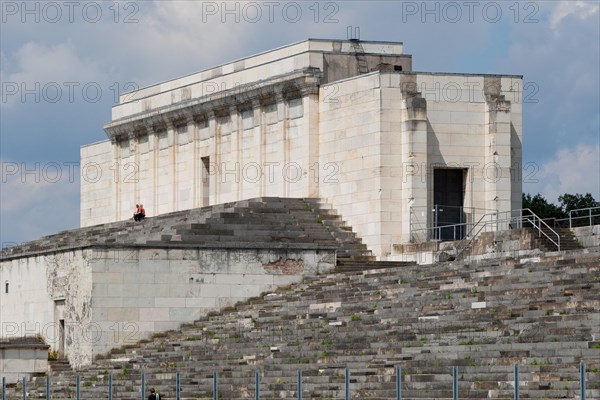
522;192;599;220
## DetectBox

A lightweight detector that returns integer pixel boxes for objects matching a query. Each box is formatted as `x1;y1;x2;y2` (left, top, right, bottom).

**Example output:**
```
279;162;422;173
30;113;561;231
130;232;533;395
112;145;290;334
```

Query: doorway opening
201;156;210;206
433;168;466;241
59;319;65;356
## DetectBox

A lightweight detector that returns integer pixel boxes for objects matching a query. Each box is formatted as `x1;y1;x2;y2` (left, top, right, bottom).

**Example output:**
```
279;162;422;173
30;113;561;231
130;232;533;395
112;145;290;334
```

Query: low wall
88;245;337;364
572;225;600;248
1;244;336;368
0;339;49;383
390;229;542;264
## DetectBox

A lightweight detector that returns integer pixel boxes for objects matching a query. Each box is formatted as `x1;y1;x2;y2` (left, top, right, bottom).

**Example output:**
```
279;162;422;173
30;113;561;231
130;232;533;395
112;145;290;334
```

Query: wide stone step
5;248;599;400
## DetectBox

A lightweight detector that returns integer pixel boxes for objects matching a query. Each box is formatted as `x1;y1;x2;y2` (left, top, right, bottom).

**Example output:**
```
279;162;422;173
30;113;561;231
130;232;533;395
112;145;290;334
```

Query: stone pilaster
276;91;289;197
400;76;428;242
166;120;177;213
484;79;512;225
230;105;241;200
249;99;263;198
110;137;120;221
128;131;139;204
258;94;275;197
191;114;200;209
208;110;218;204
485;98;512;220
304;91;320;197
144;124;159;216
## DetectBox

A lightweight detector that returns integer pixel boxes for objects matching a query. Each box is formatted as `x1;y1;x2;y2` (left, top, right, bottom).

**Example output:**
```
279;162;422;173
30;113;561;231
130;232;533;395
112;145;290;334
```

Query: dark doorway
201;156;210;207
433;169;465;240
59;319;65;356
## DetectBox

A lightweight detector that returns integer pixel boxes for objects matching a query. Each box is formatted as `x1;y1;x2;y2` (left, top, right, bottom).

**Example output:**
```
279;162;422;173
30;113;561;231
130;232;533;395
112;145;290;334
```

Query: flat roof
118;38;405;101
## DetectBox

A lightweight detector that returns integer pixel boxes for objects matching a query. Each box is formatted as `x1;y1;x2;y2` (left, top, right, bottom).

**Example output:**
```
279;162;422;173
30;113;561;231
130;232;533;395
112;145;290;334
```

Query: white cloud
6;41;106;83
499;0;599;170
0;161;79;244
526;144;600;203
550;1;599;31
1;41;109;107
99;1;256;83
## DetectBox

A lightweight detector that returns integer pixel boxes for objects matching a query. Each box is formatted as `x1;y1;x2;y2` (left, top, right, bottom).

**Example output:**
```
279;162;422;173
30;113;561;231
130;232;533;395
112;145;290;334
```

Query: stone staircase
0;198;375;267
534;226;583;252
5;250;599;399
48;358;72;373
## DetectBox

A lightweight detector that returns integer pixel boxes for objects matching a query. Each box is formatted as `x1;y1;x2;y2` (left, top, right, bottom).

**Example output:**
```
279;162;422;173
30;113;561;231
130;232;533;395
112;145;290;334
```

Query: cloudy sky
1;0;599;245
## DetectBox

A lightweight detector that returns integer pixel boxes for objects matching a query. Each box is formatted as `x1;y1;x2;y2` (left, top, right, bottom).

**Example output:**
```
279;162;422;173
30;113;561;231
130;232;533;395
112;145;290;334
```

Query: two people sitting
133;204;146;221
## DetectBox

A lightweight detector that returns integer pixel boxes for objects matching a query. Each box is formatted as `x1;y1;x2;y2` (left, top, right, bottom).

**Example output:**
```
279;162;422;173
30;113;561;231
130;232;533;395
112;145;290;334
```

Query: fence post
409;206;412;241
434;205;439;240
255;369;260;400
569;210;573;228
141;372;145;400
22;376;26;400
76;374;80;400
452;366;458;400
396;365;402;400
46;375;51;400
109;374;113;400
514;365;519;400
345;367;350;400
176;371;180;400
580;361;586;400
213;371;218;400
297;369;302;400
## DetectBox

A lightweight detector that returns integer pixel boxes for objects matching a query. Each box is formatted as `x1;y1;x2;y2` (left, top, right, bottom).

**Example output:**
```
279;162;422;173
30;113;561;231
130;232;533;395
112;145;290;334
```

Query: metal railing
453;208;561;258
410;208;561;258
410;205;498;243
412;205;598;248
2;362;591;400
553;206;600;228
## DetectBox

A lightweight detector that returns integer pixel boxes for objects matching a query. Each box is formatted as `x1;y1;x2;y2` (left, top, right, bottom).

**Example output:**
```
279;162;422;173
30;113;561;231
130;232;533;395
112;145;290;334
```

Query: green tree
522;193;567;219
557;193;599;212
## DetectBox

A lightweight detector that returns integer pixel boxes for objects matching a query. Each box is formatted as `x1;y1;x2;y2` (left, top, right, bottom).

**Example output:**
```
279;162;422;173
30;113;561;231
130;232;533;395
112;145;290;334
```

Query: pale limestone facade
0;246;335;368
0;339;48;383
81;39;522;258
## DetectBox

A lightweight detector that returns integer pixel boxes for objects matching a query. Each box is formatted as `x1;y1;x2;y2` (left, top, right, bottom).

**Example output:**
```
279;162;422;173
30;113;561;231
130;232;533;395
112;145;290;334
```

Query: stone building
81;38;523;258
1;39;523;369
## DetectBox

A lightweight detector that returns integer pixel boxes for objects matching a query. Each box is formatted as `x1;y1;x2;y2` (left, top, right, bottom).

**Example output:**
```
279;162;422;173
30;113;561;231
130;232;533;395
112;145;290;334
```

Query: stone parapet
0;337;49;383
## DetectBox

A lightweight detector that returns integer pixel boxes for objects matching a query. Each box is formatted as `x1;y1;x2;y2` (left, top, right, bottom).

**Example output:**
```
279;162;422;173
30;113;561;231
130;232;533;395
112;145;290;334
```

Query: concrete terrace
4;249;599;399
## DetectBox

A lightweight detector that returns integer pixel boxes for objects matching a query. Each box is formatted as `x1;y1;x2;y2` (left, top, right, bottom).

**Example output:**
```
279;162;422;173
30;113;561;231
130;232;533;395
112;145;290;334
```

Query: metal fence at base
1;364;593;400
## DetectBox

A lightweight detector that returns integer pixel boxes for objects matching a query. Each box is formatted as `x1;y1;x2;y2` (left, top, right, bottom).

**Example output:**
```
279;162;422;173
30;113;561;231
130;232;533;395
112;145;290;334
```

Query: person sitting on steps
133;204;146;222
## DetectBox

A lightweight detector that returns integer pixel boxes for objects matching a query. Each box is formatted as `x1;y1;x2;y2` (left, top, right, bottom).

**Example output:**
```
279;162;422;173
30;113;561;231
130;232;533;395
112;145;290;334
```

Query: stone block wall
572;225;600;248
80;141;114;226
1;245;335;368
0;340;49;383
0;249;93;368
88;246;335;361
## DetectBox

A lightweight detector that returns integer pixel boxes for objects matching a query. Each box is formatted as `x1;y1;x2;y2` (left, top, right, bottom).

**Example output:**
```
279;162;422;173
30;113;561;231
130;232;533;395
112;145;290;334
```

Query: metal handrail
411;212;497;244
410;208;562;256
454;213;497;256
543;207;600;229
455;212;561;259
512;209;561;251
410;204;500;244
412;221;471;242
410;207;428;243
567;206;600;228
